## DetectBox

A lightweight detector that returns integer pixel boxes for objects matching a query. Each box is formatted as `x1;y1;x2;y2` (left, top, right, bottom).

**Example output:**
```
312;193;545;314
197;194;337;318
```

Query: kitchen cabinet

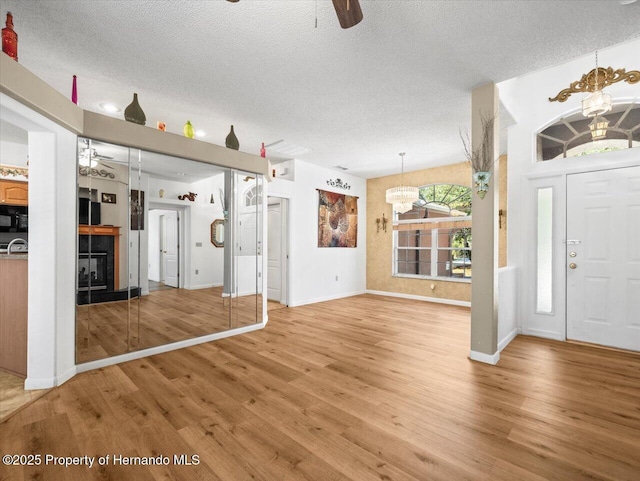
0;179;29;205
0;256;28;377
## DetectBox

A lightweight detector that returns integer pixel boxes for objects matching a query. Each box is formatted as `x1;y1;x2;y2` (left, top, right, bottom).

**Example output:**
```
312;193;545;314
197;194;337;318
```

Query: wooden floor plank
2;294;639;481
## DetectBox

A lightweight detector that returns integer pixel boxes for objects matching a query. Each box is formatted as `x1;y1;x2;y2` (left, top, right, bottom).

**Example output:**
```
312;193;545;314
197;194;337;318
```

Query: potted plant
460;113;496;199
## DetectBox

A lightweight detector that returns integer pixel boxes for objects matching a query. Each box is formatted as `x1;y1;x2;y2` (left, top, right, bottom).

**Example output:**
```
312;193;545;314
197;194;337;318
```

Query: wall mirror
76;138;264;364
211;219;224;247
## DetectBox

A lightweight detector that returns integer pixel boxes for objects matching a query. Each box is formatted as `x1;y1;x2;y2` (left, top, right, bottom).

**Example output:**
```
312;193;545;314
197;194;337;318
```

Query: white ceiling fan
79;140;114;168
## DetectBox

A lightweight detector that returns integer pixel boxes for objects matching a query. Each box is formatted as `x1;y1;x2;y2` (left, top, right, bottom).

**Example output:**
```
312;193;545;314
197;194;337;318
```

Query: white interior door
163;211;179;288
267;200;282;301
566;166;640;351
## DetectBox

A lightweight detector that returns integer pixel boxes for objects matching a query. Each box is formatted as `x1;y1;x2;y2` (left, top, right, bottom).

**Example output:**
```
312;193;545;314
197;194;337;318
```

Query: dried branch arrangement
460;113;496;173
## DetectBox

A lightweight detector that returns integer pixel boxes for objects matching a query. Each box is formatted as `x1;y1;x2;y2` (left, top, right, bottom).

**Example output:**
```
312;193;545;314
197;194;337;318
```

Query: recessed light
195;130;206;138
100;103;121;113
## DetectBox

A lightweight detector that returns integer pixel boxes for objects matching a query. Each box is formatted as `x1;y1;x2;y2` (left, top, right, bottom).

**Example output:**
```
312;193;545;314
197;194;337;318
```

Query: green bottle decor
183;121;194;139
225;125;239;150
124;93;146;125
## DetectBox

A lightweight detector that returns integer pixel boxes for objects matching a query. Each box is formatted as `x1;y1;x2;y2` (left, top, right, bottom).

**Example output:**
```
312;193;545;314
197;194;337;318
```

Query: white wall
267;159;366;306
498;38;640;341
147;174;226;290
1;93;77;389
189;174;226;289
0;139;28;168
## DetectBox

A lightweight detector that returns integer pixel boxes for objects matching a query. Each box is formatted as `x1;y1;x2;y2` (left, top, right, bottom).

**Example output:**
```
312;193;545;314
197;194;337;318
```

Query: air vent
334;165;349;171
265;140;312;157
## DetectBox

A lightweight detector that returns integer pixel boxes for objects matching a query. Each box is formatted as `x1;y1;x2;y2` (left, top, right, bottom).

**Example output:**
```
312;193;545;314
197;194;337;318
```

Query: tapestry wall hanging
317;189;358;248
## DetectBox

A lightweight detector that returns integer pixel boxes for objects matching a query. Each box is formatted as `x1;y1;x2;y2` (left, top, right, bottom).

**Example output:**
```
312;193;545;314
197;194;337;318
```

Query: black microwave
0;205;28;232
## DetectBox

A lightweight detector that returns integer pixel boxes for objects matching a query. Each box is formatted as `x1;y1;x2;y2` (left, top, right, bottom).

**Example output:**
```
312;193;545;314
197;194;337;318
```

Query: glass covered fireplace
78;252;108;291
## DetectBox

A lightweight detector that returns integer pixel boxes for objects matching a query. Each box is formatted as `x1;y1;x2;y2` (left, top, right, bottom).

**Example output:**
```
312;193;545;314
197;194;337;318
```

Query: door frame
521;153;640;343
149;203;185;289
267;195;291;307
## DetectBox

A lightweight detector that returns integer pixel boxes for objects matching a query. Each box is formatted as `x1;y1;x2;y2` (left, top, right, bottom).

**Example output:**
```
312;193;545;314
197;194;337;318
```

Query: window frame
393;215;472;283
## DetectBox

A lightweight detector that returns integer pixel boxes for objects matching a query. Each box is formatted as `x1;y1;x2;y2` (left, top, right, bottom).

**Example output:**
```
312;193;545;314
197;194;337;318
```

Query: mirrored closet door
76;138;264;364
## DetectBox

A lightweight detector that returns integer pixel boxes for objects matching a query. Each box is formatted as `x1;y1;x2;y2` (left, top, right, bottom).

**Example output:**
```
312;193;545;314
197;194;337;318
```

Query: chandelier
582;51;612;117
386;153;419;214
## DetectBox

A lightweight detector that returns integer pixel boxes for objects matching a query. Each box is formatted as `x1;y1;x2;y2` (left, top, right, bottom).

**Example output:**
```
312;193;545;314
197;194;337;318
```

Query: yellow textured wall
367;161;472;301
366;158;508;302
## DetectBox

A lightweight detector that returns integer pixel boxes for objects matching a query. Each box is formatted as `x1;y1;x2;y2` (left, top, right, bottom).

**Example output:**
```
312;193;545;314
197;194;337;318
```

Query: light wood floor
2;294;639;481
0;371;48;422
76;286;262;363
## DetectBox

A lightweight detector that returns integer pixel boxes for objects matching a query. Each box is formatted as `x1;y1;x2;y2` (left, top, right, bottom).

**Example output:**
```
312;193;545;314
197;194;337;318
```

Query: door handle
569;262;577;269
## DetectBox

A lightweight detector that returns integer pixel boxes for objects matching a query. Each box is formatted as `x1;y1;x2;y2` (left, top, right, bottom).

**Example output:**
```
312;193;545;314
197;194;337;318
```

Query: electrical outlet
195;242;202;247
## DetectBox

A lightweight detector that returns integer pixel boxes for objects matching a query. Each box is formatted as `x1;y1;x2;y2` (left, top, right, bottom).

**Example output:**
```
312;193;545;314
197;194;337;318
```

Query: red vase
71;75;78;104
260;142;266;158
2;12;18;61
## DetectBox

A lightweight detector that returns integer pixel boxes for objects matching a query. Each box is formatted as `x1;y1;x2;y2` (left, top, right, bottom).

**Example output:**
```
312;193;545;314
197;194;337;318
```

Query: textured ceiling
1;0;639;178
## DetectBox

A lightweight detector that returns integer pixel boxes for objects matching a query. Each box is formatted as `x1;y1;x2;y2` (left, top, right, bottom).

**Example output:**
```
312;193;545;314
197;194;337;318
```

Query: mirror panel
76;139;264;364
76;138;133;363
231;171;262;329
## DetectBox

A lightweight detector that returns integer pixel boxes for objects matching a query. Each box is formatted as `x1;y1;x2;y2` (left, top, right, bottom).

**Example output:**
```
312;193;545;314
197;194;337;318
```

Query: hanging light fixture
589;115;609;140
386;152;419;214
582;51;612;117
79;148;98;168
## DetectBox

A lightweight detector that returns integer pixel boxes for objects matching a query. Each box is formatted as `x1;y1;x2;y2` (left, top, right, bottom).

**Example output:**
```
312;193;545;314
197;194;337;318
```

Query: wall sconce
499;209;506;229
376;213;388;233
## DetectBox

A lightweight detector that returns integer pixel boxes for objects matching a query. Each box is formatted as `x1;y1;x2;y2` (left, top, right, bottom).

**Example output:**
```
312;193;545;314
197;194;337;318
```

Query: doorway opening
267;196;289;311
148;208;180;292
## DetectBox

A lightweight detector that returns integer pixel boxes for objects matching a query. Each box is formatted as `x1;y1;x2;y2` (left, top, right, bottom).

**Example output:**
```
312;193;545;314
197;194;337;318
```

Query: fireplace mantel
78;225;120;236
78;225;120;290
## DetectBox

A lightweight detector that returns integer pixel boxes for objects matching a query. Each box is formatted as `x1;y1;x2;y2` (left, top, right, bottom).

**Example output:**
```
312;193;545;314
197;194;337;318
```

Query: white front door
267;200;282;301
566;166;640;351
163;211;179;288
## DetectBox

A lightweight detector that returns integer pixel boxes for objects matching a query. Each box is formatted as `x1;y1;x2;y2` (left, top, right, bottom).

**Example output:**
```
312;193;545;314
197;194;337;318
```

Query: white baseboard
469;350;500;365
525;328;565;341
76;321;266;374
366;289;471;307
24;365;78;390
288;290;366;307
56;366;78;386
24;376;56;390
498;328;521;352
186;282;223;290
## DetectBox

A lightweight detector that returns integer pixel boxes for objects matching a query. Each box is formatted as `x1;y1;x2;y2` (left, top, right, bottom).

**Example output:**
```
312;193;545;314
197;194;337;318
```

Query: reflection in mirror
211;219;224;247
231;172;264;329
76;139;264;364
76;138;134;362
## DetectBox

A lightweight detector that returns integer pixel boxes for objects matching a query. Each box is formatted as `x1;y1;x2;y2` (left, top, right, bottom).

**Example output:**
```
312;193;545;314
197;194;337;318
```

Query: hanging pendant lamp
386;153;419;214
582;51;612;117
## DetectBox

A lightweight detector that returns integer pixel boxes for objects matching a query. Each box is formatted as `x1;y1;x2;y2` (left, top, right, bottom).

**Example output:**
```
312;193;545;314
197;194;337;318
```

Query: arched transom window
537;103;640;161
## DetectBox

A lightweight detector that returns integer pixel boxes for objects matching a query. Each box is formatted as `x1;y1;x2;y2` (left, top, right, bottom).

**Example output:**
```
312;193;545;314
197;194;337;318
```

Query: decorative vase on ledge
225;125;239;150
473;171;492;199
124;93;146;125
2;12;18;62
183;121;194;139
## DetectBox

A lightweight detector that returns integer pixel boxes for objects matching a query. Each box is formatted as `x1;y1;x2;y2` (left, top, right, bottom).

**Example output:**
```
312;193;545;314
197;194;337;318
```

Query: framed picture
317;189;358;248
131;189;145;230
101;192;116;204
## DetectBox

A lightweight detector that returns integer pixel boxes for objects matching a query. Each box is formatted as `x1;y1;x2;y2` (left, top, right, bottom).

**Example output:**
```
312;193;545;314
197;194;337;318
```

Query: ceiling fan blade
332;0;363;29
